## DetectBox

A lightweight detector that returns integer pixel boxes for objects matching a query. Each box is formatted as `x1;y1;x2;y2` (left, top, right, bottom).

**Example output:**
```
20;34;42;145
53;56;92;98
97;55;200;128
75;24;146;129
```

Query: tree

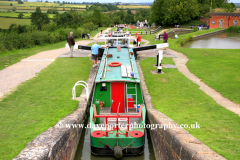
150;0;200;26
127;9;132;15
101;13;111;27
163;0;200;25
18;13;24;19
83;22;95;31
18;0;23;4
92;9;102;26
150;0;165;25
31;7;50;30
12;7;16;12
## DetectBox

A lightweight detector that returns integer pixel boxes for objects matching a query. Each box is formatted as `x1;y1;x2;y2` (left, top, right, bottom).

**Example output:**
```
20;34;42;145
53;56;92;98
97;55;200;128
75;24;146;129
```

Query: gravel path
0;28;111;99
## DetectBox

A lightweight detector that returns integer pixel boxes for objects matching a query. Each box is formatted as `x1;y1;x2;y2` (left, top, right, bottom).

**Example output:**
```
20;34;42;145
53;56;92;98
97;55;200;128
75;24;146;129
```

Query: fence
128;26;162;35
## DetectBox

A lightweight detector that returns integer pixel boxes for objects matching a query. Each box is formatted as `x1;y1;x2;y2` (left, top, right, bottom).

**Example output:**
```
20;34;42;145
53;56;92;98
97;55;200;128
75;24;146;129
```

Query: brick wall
210;13;240;28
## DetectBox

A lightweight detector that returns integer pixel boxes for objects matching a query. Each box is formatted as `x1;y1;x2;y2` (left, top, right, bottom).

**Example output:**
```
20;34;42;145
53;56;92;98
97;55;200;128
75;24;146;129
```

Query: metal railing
72;81;89;101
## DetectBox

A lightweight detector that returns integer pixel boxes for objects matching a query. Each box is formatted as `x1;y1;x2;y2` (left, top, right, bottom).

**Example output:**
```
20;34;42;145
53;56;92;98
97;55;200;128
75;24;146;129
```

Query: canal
74;117;156;160
184;32;240;49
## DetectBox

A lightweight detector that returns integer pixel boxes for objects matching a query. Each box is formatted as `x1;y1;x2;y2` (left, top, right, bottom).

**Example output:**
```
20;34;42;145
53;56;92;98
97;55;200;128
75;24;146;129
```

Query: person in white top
175;34;178;39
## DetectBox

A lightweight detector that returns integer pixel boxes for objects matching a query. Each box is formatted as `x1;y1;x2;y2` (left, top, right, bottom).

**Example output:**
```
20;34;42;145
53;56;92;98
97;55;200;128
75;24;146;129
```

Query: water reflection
184;32;240;49
74;118;155;160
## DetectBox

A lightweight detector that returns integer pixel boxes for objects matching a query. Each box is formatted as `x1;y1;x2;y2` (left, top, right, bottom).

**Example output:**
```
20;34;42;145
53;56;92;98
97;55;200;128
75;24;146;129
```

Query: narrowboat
90;37;145;159
78;36;167;159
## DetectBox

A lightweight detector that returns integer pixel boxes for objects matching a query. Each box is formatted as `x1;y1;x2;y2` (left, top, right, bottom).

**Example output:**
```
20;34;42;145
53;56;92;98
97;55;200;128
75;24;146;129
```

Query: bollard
157;50;163;73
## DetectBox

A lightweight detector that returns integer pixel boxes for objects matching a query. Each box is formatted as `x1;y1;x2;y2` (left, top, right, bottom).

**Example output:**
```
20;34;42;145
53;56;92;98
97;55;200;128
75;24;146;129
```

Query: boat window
100;86;107;91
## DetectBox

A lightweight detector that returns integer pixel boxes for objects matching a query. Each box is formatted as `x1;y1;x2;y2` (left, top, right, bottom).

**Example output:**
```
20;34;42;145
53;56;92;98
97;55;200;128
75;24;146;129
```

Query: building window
234;20;238;26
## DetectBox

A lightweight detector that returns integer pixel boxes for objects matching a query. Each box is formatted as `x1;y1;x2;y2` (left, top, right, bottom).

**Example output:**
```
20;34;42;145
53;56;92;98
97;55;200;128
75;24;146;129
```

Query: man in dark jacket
67;31;75;58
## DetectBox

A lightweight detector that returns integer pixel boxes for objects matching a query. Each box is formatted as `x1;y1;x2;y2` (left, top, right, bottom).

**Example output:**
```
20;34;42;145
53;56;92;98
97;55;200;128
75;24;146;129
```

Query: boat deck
92;107;142;131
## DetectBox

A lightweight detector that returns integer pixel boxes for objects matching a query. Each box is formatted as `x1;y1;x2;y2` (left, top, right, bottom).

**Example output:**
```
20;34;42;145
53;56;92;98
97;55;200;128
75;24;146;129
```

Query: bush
226;26;240;33
18;13;24;19
0;25;86;52
12;7;16;12
188;36;193;41
191;26;198;32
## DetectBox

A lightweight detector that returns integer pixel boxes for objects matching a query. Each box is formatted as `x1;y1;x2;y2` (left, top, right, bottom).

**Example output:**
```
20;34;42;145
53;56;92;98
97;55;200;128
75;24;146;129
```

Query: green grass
140;57;240;159
141;29;240;106
0;57;92;160
0;12;31;18
89;27;107;38
117;5;150;9
165;29;240;104
0;12;55;18
0;17;31;29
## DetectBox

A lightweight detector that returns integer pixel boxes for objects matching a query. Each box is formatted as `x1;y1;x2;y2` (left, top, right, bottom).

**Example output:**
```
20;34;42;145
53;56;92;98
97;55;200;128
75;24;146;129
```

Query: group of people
67;29;169;66
67;31;108;68
82;33;90;39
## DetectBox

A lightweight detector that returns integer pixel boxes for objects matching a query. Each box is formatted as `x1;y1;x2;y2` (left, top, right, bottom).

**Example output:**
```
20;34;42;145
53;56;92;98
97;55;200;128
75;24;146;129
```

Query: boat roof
95;47;140;83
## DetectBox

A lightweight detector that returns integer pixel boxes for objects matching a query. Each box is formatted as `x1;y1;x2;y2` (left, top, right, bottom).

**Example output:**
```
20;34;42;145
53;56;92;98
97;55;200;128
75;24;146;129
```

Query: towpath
0;28;112;98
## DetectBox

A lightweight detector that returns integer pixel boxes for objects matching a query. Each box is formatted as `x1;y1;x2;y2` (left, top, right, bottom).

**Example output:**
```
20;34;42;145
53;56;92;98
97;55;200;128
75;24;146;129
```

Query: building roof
211;12;240;17
95;47;140;83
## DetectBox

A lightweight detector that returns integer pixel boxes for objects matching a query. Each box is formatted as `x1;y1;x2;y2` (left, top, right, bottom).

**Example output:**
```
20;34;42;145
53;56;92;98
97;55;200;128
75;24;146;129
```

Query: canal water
74;117;156;160
184;32;240;49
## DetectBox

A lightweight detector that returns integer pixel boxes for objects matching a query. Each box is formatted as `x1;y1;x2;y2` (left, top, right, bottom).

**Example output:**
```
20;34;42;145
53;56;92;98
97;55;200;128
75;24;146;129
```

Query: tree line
150;0;236;26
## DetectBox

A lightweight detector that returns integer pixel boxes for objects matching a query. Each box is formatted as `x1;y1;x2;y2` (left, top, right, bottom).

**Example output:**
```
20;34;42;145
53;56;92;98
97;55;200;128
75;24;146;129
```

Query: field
0;6;85;11
213;8;240;13
0;17;31;29
0;1;150;13
117;5;150;9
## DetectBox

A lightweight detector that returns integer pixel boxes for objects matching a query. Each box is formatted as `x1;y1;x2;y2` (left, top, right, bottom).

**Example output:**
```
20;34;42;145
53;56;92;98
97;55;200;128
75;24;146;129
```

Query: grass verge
0;57;92;160
140;57;240;159
167;29;240;104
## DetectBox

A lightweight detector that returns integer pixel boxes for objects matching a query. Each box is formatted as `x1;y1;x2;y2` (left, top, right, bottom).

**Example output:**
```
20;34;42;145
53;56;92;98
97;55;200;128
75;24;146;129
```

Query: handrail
92;104;143;120
72;81;89;101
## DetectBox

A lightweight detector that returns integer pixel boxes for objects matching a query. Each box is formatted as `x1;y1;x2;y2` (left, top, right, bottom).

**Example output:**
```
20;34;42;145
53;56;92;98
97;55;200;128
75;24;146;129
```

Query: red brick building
209;12;240;28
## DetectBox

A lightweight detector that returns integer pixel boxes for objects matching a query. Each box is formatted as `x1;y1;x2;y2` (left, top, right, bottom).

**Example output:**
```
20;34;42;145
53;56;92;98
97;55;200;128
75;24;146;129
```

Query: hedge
0;27;88;52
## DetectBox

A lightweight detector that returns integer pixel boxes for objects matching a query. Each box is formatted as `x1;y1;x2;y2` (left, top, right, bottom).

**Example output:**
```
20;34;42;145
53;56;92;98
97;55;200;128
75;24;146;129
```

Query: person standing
82;32;85;39
101;29;102;34
91;40;108;68
163;30;168;50
67;31;75;58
